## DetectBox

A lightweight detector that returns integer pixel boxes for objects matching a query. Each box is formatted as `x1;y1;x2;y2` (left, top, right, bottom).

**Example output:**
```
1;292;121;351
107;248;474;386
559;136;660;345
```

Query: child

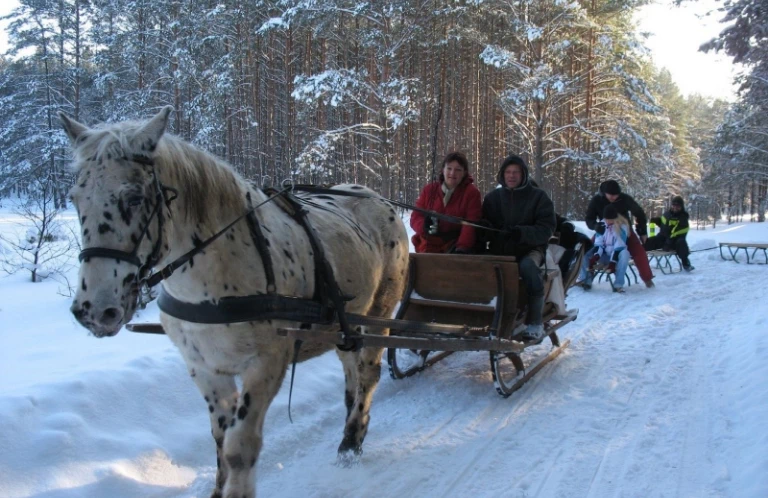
579;204;631;293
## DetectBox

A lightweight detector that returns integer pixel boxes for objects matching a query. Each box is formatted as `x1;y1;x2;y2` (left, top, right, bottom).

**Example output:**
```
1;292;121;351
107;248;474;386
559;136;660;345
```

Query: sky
1;204;767;497
0;0;741;100
635;0;739;100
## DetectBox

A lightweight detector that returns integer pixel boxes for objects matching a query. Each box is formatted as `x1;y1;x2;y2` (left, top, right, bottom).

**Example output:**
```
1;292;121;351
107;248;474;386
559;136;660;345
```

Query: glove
588;253;600;269
506;226;522;243
594;222;606;235
607;262;616;273
423;216;438;236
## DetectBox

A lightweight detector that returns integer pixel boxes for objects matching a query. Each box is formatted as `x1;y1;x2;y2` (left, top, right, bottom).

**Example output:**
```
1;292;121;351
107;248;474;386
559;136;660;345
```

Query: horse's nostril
99;307;124;326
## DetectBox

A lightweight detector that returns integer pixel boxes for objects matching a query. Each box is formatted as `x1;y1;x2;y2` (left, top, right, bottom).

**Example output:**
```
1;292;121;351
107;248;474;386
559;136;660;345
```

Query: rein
292;184;507;234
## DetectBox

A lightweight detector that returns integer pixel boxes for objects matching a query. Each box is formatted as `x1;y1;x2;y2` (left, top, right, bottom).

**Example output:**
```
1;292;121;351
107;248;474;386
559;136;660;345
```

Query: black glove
506;226;522;243
423;216;438;236
594;222;606;235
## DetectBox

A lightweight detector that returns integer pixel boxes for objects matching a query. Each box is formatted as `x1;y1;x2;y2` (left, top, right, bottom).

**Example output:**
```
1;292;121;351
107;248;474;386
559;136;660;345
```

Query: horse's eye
127;195;144;207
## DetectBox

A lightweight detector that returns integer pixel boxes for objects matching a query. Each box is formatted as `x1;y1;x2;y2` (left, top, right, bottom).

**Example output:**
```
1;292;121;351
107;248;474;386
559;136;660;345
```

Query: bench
594;259;639;288
719;242;768;264
647;250;682;274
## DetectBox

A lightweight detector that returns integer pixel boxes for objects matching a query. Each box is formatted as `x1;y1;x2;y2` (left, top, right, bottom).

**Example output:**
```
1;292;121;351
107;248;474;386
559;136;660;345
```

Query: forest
1;0;766;224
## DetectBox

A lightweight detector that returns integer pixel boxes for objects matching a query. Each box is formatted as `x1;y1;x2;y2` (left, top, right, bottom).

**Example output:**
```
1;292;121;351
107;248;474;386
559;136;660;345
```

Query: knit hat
601;180;621;196
603;204;619;220
671;195;684;209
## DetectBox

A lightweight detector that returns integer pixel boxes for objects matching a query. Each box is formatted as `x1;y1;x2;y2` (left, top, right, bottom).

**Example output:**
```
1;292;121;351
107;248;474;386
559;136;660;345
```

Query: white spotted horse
62;106;409;498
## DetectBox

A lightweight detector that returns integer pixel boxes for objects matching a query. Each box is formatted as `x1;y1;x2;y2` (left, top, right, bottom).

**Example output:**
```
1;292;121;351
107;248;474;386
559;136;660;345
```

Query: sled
277;252;577;397
719;242;768;264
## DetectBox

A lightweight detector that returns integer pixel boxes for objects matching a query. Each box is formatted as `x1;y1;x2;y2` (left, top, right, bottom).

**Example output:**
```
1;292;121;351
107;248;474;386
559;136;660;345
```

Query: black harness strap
157;290;332;324
279;191;358;351
145;187;290;289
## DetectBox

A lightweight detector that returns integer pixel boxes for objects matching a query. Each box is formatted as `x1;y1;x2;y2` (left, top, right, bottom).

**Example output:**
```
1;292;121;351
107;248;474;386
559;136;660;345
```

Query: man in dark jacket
644;195;694;271
585;180;655;287
482;154;556;341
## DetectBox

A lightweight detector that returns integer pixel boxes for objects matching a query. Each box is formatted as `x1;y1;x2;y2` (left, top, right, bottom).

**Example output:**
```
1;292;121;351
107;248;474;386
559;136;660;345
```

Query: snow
2;208;768;498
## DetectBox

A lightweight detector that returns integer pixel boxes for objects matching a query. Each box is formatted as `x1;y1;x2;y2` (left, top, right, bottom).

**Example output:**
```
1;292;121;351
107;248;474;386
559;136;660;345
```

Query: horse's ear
135;106;174;152
59;112;90;145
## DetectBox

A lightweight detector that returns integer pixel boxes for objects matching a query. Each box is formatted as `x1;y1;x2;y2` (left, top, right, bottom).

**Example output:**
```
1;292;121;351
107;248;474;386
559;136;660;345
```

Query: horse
61;106;409;498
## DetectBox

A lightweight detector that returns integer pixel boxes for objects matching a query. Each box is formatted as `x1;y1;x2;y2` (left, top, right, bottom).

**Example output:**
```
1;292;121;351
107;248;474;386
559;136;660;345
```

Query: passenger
644;195;694;271
578;205;631;293
410;151;482;254
585;180;655;287
482;154;556;341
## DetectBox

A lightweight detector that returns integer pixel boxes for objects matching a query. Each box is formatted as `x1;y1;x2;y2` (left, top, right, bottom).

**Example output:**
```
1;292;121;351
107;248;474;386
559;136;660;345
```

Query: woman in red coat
410;151;483;253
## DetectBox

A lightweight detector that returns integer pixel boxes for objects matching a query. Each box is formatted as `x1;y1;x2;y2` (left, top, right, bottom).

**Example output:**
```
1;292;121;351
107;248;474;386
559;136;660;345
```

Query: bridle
77;154;177;286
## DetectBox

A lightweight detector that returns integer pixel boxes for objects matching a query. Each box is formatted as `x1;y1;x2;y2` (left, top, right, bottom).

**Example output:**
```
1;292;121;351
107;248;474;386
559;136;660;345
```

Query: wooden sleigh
128;250;581;398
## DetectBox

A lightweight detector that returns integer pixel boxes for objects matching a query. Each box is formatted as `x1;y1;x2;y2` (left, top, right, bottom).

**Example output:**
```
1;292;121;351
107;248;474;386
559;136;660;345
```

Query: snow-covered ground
1;206;767;498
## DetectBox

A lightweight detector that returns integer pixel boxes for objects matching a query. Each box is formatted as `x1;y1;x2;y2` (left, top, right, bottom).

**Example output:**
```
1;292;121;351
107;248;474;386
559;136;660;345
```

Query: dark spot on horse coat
244;392;251;407
122;273;136;286
389;217;395;222
103;211;112;221
81;216;87;223
389;241;396;249
237;406;248;420
226;454;245;470
217;415;226;430
192;234;203;247
98;223;113;234
117;198;132;225
283;249;294;263
81;279;87;291
209;405;214;413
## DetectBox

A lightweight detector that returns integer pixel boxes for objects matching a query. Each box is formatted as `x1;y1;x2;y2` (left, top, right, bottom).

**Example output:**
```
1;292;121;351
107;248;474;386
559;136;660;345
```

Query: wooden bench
594;259;639;287
647;250;682;274
719;242;768;264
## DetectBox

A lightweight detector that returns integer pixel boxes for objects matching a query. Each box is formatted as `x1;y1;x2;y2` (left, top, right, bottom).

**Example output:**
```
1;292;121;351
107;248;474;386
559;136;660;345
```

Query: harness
78;167;507;343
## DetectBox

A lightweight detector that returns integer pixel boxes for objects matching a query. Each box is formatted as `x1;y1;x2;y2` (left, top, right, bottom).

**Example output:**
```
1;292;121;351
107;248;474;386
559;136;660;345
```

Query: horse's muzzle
71;301;124;337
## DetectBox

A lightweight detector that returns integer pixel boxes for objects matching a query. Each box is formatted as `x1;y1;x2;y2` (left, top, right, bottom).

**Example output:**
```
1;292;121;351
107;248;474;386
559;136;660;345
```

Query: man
645;195;694;271
482;154;556;341
585;180;655;287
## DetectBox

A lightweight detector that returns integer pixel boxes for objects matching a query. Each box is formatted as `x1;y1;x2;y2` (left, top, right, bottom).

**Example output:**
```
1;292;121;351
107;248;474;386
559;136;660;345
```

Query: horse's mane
71;120;248;228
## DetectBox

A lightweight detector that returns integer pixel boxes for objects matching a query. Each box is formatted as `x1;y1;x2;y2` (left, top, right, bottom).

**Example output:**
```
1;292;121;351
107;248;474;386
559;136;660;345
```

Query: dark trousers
644;235;690;265
519;250;545;325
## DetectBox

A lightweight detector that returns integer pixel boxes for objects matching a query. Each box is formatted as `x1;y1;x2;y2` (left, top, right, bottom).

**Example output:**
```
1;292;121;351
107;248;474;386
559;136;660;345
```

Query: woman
410;151;482;254
579;204;631;293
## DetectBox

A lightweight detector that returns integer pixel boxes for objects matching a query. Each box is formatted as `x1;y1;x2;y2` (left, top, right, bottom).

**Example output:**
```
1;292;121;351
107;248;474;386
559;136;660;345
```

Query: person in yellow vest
644;195;694;271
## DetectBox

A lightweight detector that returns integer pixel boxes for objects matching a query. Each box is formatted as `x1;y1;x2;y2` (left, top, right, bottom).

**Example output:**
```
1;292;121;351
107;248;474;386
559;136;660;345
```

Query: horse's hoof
336;449;362;468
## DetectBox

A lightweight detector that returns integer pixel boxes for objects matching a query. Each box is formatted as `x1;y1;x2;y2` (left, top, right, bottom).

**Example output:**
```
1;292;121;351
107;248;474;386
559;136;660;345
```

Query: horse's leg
336;327;386;461
189;370;239;498
221;352;290;498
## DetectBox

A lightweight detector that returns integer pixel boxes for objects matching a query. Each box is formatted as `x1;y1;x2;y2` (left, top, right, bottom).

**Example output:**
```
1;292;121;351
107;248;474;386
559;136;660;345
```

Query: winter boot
682;258;694;272
521;323;545;341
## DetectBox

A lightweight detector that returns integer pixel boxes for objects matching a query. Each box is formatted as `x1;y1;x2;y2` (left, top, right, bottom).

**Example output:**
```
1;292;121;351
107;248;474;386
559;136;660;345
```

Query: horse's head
62;107;174;337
